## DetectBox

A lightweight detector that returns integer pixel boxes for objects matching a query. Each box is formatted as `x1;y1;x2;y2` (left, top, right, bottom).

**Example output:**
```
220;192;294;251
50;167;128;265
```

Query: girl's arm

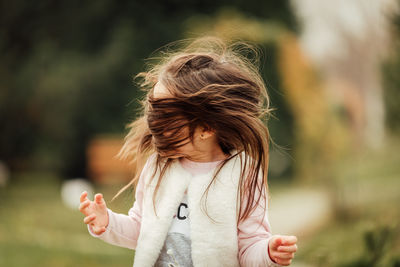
82;157;152;250
86;177;144;250
237;199;280;267
237;185;297;266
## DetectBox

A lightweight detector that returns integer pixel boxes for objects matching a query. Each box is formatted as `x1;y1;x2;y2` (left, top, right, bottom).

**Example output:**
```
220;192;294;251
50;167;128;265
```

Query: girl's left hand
268;235;298;266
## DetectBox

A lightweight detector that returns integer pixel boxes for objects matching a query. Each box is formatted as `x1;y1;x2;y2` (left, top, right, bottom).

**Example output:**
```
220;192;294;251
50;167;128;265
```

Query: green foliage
295;138;400;267
0;0;295;178
382;3;400;133
339;226;397;267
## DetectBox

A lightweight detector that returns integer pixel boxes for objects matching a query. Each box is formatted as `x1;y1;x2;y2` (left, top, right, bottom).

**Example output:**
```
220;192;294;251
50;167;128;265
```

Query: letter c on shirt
177;203;188;220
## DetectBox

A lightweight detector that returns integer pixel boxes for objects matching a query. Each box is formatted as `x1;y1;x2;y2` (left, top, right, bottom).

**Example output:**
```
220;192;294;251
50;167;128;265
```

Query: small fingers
95;193;104;205
79;200;90;213
275;258;292;266
271;241;296;266
83;214;96;224
282;235;297;246
278;244;298;253
80;191;88;203
93;226;107;235
272;252;295;260
269;235;282;250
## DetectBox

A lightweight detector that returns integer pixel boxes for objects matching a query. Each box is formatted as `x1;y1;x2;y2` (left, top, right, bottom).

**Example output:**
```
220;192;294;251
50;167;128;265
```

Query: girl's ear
200;126;215;140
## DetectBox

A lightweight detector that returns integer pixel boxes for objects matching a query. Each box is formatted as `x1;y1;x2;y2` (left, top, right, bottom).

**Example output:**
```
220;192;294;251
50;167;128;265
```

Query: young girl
79;36;297;267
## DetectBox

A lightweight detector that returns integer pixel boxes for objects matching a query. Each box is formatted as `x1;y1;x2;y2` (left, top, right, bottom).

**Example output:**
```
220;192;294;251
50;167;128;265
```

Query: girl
79;36;297;267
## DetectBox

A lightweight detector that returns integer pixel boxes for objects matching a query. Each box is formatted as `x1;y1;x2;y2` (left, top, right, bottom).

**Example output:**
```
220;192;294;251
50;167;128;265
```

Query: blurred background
1;0;399;266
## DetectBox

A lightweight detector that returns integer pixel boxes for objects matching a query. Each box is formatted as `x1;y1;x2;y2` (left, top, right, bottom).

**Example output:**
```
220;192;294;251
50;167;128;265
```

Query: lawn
0;173;134;267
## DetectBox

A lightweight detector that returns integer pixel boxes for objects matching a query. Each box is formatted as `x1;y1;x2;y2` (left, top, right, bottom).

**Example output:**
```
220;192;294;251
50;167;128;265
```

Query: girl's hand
268;235;298;266
79;191;109;235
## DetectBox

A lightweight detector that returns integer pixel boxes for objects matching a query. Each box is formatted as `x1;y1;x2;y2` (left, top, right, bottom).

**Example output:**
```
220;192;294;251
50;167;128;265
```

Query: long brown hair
117;36;272;224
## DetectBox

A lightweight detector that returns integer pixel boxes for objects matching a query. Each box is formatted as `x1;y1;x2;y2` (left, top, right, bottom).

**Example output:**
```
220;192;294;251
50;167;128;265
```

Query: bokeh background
1;0;399;266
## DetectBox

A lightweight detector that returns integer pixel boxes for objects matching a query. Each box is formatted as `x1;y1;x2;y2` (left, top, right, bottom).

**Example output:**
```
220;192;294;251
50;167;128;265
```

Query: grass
0;173;134;267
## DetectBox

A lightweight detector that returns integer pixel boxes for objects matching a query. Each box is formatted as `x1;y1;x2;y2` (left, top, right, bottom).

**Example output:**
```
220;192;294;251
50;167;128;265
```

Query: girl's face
160;125;208;159
152;81;219;162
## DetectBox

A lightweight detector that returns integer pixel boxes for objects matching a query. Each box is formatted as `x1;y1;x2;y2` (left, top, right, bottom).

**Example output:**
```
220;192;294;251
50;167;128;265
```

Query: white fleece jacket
89;152;281;267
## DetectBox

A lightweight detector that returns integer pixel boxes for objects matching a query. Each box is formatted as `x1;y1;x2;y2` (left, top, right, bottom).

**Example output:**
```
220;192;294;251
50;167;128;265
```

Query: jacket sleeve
87;157;151;250
237;183;282;267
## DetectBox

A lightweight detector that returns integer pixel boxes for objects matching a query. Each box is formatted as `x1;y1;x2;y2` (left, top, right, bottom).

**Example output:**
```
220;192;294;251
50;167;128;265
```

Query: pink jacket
90;156;280;267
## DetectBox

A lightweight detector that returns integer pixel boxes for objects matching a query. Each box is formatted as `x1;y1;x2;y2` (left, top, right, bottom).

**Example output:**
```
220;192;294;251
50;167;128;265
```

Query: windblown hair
116;36;272;224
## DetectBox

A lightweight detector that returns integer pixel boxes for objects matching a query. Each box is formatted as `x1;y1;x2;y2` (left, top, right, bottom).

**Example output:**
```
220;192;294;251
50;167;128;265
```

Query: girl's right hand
79;191;109;235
